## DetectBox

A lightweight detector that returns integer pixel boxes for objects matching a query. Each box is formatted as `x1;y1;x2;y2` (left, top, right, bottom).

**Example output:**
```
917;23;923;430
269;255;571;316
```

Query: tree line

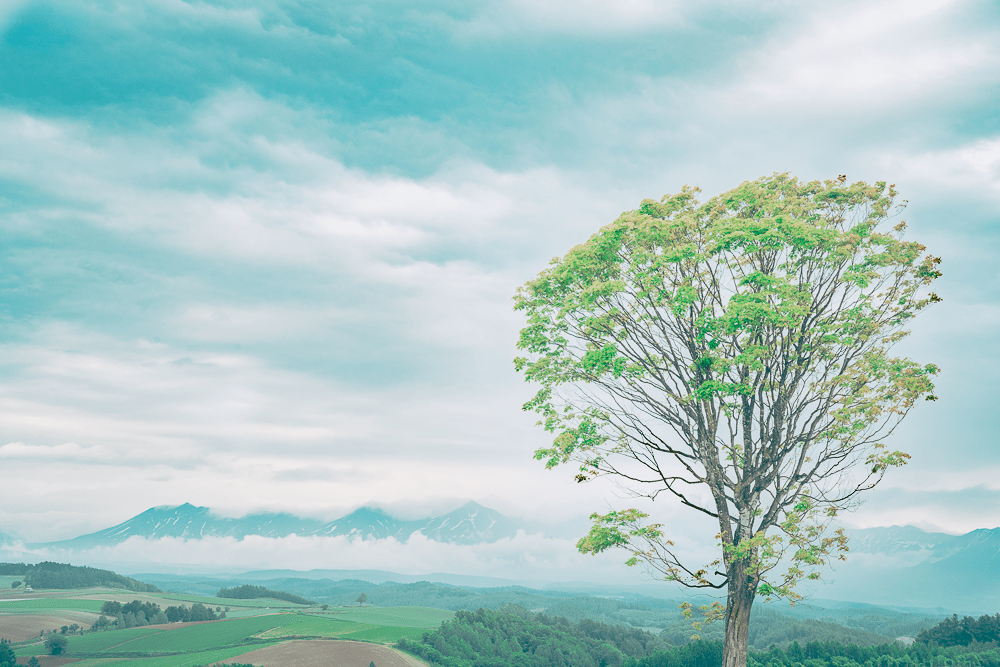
916;614;1000;647
0;561;159;592
397;607;1000;667
91;599;222;631
216;584;313;605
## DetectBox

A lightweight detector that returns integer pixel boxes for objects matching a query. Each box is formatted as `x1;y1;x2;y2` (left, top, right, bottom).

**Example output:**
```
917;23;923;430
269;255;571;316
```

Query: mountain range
816;525;1000;610
6;504;1000;610
32;501;519;550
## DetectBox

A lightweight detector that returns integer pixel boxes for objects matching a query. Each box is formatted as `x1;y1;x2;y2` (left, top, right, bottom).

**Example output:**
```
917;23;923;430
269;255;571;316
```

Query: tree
44;634;68;655
356;593;368;605
0;639;13;667
514;174;940;667
10;581;20;589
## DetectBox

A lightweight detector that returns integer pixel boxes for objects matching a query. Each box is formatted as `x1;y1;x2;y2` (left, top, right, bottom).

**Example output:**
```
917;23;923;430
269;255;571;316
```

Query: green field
0;597;106;612
154;593;301;608
67;645;267;667
6;590;444;667
330;606;455;627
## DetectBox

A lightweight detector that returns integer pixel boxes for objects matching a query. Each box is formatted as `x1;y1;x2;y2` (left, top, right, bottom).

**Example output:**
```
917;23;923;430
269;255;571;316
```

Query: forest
0;562;159;592
216;584;313;605
397;606;1000;667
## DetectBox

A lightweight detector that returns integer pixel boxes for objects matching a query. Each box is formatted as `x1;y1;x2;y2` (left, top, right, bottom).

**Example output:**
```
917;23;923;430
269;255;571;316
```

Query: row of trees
91;599;222;631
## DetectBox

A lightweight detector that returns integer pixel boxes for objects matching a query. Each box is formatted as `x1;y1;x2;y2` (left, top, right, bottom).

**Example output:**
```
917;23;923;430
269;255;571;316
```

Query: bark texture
722;558;757;667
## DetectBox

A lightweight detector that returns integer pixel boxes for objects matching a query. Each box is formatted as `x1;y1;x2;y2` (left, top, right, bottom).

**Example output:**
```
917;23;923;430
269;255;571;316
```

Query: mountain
312;507;415;540
38;501;522;550
416;501;518;545
814;525;1000;611
46;503;327;550
846;525;959;558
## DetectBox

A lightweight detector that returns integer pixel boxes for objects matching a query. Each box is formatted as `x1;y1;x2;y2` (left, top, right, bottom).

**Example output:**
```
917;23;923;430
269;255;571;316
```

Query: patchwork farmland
0;585;443;666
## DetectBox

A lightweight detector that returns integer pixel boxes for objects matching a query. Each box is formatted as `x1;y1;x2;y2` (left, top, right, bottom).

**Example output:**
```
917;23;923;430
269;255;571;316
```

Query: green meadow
2;587;444;666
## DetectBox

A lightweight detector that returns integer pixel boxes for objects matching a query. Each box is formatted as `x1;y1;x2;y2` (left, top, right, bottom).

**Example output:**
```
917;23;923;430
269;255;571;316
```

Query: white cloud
0;531;706;587
0;441;113;460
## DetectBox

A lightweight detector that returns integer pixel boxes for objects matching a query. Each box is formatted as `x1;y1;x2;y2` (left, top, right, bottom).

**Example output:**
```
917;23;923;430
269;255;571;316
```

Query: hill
0;561;160;592
136;571;944;649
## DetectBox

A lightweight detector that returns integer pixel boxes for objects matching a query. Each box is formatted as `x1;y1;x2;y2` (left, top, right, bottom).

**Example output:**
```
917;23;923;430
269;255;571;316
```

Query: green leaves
513;173;939;606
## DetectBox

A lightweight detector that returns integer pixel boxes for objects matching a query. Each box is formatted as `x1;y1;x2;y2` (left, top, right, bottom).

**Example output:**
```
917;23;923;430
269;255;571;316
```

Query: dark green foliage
44;634;68;655
916;613;1000;647
7;561;161;592
398;606;666;667
0;639;15;667
92;599;215;630
400;607;1000;667
165;602;217;623
217;584;313;605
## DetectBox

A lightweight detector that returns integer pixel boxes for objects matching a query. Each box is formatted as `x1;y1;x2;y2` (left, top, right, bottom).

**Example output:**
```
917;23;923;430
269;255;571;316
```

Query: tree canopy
514;174;940;667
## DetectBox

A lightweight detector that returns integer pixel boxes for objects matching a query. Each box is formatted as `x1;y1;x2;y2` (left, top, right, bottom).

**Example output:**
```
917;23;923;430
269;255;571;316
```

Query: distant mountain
312;507;415;541
846;525;959;558
39;501;521;550
819;525;1000;611
417;502;518;545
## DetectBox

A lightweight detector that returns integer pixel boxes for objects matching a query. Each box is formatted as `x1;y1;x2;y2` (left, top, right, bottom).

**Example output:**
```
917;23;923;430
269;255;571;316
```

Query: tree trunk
722;557;756;667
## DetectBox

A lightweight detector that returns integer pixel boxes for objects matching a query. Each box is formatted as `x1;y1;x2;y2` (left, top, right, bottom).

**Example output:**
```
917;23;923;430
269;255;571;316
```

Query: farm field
1;586;438;667
224;639;427;667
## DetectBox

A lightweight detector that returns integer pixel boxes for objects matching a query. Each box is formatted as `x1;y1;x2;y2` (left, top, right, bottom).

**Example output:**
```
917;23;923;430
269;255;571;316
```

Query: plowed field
0;612;100;641
219;639;428;667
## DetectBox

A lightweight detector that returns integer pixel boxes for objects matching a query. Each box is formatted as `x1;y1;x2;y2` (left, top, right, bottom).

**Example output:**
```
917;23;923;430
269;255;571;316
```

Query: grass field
331;606;455;627
155;593;300;608
3;587;445;666
0;597;107;612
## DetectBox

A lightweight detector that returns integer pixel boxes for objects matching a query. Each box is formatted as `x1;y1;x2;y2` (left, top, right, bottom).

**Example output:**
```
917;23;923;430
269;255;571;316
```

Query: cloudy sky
0;0;998;578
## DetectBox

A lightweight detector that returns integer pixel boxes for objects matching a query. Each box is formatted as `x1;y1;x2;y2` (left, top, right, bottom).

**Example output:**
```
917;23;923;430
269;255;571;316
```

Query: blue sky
0;0;998;575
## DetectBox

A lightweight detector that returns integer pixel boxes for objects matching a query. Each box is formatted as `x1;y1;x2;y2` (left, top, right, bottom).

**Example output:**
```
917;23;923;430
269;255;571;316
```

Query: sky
0;0;998;580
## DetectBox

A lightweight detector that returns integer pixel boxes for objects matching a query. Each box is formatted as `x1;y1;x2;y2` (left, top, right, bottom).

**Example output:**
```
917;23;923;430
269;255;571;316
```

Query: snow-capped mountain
311;507;414;541
416;502;518;545
36;501;521;549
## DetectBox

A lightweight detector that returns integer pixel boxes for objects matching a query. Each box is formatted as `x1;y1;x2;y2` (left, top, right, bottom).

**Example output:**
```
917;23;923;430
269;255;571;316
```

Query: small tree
356;593;368;605
45;634;68;655
28;656;40;667
10;581;20;589
515;174;940;667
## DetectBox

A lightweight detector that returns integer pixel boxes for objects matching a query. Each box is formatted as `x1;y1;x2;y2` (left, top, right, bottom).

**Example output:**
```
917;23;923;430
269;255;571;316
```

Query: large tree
514;174;940;667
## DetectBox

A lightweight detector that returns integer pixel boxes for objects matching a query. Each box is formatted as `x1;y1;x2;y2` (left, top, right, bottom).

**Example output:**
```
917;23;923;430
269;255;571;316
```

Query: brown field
0;612;101;642
219;640;429;667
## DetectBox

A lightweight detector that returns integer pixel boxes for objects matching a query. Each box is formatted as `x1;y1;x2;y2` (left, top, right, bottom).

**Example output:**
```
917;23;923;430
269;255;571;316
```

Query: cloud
1;530;705;587
0;0;998;562
0;441;113;461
